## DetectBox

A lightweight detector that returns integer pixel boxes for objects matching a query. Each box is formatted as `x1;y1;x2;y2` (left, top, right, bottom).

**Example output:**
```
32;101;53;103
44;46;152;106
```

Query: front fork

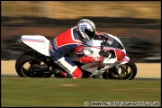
114;56;130;76
115;65;122;75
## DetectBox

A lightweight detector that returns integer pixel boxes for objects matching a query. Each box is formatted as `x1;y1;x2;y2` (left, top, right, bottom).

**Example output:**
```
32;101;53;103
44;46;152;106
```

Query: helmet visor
85;29;95;37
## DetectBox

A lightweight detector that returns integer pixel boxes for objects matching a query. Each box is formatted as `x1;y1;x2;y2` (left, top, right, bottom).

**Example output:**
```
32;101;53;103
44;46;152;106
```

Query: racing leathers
49;27;103;79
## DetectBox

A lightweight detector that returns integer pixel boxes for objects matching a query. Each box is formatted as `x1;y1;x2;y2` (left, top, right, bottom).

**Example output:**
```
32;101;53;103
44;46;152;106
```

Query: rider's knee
72;67;82;79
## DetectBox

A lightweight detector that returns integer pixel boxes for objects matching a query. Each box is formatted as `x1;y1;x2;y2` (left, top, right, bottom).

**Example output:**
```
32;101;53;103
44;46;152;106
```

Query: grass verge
1;77;161;107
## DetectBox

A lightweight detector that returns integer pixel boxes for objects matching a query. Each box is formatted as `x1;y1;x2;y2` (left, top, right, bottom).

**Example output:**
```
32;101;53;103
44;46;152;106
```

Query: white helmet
77;19;96;40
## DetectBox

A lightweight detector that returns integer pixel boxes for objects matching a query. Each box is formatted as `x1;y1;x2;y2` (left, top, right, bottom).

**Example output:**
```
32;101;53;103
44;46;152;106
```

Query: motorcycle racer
49;19;104;79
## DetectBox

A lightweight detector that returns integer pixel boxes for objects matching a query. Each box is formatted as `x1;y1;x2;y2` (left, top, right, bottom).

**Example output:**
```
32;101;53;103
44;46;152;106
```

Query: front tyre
15;53;52;78
102;60;137;80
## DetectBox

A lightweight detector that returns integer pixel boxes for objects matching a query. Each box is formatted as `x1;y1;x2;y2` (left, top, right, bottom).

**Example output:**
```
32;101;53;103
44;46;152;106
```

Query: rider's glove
101;32;109;39
78;56;103;64
94;31;109;40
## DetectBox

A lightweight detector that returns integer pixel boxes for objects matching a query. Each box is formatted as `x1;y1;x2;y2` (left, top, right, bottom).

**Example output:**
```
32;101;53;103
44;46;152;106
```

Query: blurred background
1;1;161;62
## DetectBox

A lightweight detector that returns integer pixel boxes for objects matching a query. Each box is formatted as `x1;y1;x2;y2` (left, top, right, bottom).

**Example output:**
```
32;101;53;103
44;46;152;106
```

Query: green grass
1;77;161;107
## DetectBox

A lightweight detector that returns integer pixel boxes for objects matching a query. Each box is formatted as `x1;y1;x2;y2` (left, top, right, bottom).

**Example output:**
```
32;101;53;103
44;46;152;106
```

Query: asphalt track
1;61;161;80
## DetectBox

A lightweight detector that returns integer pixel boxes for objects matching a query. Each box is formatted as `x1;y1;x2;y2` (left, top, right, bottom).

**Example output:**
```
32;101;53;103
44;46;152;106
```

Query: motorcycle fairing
118;56;130;64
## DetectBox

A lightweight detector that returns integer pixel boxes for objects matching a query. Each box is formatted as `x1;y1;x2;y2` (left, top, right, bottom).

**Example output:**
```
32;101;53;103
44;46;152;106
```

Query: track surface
1;60;161;79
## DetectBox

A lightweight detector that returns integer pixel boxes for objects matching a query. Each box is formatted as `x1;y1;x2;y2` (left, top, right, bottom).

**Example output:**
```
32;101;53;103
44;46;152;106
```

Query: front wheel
102;60;137;80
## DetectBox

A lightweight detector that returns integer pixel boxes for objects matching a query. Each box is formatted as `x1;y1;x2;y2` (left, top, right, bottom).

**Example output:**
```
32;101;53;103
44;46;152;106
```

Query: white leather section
55;57;77;74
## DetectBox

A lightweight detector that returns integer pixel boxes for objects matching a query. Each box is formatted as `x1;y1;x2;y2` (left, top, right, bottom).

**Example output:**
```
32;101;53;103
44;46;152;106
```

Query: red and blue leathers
49;26;95;78
50;27;85;61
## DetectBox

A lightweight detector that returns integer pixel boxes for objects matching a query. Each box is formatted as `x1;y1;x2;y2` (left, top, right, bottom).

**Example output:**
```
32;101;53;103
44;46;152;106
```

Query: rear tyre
15;53;52;78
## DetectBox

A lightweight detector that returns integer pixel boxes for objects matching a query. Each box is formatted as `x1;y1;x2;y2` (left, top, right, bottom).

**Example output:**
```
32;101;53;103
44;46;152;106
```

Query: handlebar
99;37;110;58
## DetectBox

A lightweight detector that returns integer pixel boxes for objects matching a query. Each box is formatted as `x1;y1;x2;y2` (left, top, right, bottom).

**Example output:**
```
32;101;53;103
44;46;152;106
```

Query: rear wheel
15;53;52;78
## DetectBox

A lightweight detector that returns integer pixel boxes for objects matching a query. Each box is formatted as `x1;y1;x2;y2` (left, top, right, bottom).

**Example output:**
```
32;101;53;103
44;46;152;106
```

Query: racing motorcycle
15;33;137;80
